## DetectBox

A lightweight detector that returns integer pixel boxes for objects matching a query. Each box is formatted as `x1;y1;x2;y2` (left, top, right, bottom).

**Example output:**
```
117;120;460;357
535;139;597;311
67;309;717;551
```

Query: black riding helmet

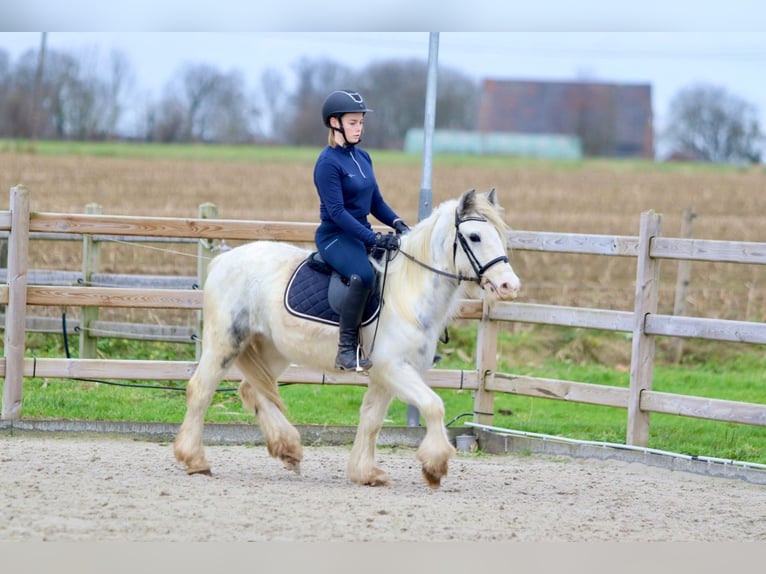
322;90;372;128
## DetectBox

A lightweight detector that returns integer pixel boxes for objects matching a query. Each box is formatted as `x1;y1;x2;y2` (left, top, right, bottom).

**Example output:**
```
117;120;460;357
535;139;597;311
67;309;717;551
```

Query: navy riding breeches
315;227;375;289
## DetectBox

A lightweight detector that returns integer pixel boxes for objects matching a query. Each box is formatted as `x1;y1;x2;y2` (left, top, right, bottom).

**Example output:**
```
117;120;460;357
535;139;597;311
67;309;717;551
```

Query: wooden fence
2;185;765;447
0;201;221;358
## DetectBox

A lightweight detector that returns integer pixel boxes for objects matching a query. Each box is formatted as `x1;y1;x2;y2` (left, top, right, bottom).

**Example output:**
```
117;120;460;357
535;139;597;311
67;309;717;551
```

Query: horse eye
469;233;481;242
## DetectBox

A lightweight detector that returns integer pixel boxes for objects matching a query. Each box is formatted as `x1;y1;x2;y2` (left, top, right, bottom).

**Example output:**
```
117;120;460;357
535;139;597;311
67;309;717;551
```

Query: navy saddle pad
284;255;381;327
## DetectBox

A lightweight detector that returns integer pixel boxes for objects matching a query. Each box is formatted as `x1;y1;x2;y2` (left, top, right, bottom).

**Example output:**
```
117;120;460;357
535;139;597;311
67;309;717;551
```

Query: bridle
366;208;510;356
397;209;510;285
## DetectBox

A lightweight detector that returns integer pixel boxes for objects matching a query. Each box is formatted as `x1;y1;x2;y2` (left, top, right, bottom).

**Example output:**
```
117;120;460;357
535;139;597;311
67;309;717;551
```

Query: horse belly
206;241;340;372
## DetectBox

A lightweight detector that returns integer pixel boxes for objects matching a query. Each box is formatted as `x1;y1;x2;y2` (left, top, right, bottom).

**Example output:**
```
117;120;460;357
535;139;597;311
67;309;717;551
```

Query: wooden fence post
473;298;499;426
79;203;102;359
626;210;662;446
0;234;7;316
671;207;696;363
2;186;30;420
195;203;218;360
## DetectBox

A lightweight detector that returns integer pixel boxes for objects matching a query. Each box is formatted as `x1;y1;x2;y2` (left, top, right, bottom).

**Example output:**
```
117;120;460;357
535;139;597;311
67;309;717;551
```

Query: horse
173;188;521;488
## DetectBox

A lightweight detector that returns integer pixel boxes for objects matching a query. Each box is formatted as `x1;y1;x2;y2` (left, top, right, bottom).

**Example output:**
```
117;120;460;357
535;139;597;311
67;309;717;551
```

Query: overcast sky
2;2;766;146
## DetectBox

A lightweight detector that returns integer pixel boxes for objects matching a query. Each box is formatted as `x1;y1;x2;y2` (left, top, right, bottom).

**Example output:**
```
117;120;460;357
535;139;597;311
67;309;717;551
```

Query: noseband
397;209;509;285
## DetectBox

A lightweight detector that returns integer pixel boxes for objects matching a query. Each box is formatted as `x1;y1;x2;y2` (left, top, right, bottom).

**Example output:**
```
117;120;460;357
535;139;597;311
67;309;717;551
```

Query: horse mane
379;190;509;327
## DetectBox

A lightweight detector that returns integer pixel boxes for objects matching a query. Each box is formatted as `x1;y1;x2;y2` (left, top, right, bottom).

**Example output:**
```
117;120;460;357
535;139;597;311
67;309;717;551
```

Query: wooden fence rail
2;185;765;447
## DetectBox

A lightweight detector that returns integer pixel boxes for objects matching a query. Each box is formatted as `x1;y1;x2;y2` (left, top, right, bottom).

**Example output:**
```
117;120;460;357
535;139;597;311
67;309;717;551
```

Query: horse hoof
283;462;302;475
364;475;390;487
363;468;390;487
421;467;443;489
188;468;212;477
281;455;302;475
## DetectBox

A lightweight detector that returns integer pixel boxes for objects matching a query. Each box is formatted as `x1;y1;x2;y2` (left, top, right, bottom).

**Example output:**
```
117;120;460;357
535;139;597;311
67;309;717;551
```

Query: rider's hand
393;219;410;236
374;232;400;251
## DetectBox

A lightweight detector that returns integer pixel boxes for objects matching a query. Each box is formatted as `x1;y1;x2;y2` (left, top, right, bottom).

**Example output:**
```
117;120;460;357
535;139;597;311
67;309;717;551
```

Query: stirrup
335;344;372;372
353;345;373;372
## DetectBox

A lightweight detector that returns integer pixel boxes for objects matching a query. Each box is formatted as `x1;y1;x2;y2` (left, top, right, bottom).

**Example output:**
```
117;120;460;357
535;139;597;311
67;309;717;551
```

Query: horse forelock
468;192;510;246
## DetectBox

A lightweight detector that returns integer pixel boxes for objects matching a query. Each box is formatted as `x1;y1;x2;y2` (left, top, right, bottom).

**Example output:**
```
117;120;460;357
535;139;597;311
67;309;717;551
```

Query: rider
314;90;410;372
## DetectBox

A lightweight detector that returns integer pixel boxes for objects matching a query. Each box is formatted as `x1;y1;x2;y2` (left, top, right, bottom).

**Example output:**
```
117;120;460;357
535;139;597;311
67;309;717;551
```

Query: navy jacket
313;144;399;247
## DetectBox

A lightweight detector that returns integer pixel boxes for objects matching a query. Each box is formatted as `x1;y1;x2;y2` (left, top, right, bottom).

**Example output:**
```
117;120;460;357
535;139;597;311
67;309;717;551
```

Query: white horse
174;188;521;487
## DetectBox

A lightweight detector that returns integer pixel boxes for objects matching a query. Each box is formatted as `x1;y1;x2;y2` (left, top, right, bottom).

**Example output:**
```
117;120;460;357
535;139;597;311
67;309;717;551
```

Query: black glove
393;219;410;236
374;232;400;252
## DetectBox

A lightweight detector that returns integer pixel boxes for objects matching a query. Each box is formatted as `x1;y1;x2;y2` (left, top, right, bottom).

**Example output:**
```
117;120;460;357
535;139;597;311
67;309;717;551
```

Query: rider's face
340;113;364;143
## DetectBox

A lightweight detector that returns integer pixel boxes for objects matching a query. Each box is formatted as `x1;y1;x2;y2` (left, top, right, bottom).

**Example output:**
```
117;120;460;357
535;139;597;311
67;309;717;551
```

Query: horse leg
382;364;456;488
347;381;393;486
173;351;232;475
236;337;303;473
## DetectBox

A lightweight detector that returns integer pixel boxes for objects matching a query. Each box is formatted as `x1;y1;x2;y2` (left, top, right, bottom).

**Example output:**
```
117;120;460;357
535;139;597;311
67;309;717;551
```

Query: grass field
2;140;765;463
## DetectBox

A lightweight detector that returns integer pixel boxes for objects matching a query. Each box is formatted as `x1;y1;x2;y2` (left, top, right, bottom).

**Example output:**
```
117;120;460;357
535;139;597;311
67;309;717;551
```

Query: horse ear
458;189;477;215
485;187;498;206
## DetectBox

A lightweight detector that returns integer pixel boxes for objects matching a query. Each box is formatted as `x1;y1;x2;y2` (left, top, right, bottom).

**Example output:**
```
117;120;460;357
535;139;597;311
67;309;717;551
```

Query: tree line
0;43;480;149
0;41;762;162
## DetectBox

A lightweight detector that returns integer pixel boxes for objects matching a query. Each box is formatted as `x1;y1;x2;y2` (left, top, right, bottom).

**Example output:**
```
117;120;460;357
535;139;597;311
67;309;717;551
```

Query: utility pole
406;32;440;427
31;32;48;141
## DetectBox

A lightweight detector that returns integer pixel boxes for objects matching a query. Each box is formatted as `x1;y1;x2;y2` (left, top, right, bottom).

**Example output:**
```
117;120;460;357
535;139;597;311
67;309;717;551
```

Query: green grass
3;138;757;175
11;326;766;464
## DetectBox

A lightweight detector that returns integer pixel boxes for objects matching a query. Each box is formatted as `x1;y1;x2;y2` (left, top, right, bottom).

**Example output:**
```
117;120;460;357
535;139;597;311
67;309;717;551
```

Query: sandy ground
1;434;765;542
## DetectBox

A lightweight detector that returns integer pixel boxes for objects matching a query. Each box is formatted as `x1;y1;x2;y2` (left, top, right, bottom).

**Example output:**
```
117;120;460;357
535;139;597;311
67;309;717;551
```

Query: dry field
2;151;766;323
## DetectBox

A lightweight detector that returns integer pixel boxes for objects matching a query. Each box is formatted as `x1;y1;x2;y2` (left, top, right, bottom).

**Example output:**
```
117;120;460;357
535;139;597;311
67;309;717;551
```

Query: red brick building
477;79;654;159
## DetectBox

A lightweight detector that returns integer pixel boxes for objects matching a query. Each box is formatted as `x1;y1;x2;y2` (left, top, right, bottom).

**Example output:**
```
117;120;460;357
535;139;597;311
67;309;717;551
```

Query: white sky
2;2;766;148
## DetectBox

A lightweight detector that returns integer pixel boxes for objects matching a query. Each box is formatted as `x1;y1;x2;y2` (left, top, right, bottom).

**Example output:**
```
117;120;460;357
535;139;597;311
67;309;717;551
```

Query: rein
397;249;480;284
397;210;509;285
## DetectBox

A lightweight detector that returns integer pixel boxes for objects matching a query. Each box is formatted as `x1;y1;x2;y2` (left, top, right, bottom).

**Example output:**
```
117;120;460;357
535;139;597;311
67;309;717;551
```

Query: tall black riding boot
335;274;373;372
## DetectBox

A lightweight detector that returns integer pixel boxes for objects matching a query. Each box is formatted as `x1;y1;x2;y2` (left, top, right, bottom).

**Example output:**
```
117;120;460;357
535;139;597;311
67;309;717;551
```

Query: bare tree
0;47;480;148
0;49;18;135
434;67;481;130
0;49;39;137
35;49;82;138
260;67;285;138
150;63;258;143
0;49;8;84
357;59;479;149
280;57;354;145
664;83;763;164
278;57;478;148
147;93;187;142
179;63;221;141
0;44;131;141
356;59;427;148
104;49;133;139
204;70;258;143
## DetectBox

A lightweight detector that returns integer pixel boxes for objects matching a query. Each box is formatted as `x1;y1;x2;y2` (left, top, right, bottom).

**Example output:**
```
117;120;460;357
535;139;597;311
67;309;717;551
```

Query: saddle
284;252;381;326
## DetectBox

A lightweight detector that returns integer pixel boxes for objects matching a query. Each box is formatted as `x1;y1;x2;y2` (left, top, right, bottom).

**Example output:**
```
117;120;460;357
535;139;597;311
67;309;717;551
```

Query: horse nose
498;273;521;300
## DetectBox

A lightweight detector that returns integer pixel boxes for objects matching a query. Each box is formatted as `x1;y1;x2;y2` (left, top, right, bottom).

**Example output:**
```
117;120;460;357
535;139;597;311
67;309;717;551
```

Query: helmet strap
331;116;360;147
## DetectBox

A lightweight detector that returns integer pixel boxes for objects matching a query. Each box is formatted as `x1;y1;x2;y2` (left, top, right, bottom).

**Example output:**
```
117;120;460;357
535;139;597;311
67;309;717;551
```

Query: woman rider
313;90;409;372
